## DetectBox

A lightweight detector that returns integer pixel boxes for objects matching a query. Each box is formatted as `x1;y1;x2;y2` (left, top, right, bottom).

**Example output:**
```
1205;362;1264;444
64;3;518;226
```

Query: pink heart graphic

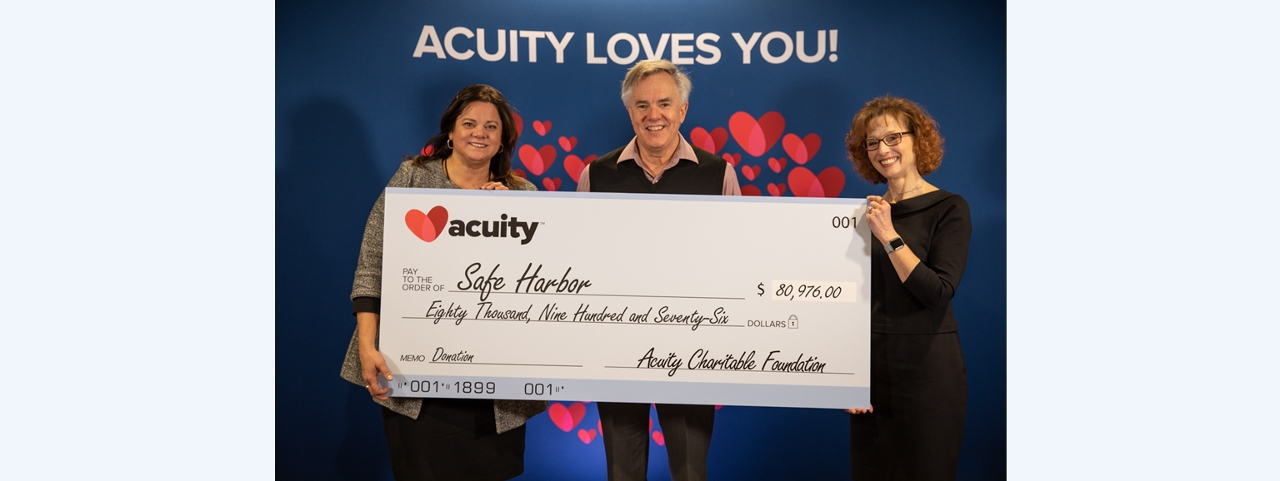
741;165;760;181
420;144;435;157
548;402;587;432
512;111;523;139
787;166;846;198
652;430;665;446
741;184;762;196
404;206;448;242
722;152;741;167
542;177;562;191
518;144;557;176
563;154;596;182
578;428;597;444
532;120;552;136
782;133;822;164
690;126;729;154
767;157;787;173
767;183;787;196
728;111;785;157
558;136;577;152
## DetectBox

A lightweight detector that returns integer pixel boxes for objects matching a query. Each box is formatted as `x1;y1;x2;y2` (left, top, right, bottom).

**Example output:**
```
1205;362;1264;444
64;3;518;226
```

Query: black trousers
382;398;526;481
850;332;967;481
596;402;715;481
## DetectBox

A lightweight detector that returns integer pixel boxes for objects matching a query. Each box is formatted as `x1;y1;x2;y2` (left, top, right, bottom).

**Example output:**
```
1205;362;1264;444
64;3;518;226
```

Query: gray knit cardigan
340;159;546;433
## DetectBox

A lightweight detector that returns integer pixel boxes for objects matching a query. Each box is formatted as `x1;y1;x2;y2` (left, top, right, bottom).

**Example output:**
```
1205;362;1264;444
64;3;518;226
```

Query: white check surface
378;188;871;409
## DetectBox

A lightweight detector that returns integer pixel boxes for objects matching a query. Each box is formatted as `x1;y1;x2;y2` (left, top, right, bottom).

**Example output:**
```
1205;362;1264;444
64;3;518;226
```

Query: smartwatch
884;237;906;254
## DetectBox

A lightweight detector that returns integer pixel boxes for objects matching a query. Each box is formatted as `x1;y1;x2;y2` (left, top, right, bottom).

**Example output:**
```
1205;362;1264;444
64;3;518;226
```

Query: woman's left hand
866;195;897;243
478;181;508;191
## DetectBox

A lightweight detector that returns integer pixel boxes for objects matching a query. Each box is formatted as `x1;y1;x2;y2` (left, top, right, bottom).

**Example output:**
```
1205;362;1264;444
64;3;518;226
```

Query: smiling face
448;101;502;164
625;72;688;154
865;114;917;182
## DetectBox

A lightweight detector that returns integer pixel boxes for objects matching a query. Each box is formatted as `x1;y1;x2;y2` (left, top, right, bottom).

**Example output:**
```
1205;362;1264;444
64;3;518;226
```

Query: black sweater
870;190;971;334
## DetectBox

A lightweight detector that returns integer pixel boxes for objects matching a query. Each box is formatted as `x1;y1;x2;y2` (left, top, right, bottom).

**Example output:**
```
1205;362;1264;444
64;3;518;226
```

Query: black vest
588;144;727;195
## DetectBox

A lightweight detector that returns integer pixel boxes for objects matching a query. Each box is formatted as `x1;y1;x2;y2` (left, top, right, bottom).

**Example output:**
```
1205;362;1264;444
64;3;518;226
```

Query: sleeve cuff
352;297;381;315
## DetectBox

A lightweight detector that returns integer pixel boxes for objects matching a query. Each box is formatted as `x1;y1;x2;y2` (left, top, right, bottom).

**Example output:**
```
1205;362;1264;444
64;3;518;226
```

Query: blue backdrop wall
277;0;1006;479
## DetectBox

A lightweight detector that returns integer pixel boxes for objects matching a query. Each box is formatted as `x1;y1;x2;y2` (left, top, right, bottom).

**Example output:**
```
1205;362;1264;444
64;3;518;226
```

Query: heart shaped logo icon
577;428;598;444
787;166;846;198
518;144;557;176
563;154;596;182
542;177;562;191
558;136;577;152
532;120;552;136
404;206;448;242
548;402;587;432
767;157;787;173
741;165;761;181
651;430;666;446
729;111;785;157
741;184;762;196
767;183;787;196
722;152;741;167
782;133;822;164
690;126;728;154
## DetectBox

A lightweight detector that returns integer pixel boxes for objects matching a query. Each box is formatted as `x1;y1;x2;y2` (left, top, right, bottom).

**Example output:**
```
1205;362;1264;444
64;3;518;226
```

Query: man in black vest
577;59;740;481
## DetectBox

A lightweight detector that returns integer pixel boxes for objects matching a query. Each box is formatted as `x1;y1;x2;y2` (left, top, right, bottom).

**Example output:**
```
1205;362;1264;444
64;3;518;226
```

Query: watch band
884;237;906;253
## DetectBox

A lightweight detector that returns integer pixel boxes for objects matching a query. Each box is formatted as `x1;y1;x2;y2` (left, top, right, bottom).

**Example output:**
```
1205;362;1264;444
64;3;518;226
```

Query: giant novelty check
377;188;871;409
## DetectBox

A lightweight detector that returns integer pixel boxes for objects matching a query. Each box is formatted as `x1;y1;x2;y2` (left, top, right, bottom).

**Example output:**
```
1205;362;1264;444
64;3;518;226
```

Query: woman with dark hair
340;84;543;481
844;95;970;480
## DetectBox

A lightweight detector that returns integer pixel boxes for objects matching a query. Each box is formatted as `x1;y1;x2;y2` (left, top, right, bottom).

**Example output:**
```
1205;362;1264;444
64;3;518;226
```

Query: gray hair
620;59;692;106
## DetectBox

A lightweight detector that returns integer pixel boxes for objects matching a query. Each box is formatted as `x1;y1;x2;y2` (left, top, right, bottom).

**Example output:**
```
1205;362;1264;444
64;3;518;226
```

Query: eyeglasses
864;132;911;151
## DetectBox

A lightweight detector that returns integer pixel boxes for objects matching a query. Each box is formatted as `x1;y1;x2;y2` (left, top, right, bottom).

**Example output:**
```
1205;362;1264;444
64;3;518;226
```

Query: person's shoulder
691;145;725;165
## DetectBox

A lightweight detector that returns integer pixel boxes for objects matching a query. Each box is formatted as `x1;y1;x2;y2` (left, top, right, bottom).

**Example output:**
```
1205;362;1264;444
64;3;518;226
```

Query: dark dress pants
597;402;715;481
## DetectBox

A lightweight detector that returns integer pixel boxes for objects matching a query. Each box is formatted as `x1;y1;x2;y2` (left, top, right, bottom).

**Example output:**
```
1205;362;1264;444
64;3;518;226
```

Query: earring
447;139;454;149
497;145;503;153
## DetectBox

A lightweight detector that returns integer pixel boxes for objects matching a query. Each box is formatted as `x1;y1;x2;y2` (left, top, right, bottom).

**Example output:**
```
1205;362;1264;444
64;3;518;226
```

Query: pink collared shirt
576;134;741;195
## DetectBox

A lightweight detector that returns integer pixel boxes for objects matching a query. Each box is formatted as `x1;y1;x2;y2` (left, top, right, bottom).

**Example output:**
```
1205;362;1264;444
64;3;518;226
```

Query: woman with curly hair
844;95;970;480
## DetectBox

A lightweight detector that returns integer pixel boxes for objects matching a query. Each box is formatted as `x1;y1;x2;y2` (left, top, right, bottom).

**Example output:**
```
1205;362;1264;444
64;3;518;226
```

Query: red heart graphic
728;111;785;157
787;166;846;198
558;136;577;152
532;120;552;136
512;111;523;139
782;133;822;164
722;152;741;167
542;177;562;191
652;430;665;446
741;184;762;196
689;126;729;154
548;402;587;432
767;157;787;173
404;206;448;242
578;428;597;444
420;144;435;157
518;144;557;176
740;165;760;181
512;169;526;178
598;419;603;436
563;154;596;182
767;183;787;196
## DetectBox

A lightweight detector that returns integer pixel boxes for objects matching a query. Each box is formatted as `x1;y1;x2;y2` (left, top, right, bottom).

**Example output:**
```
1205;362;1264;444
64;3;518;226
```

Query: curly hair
844;95;945;184
414;84;520;185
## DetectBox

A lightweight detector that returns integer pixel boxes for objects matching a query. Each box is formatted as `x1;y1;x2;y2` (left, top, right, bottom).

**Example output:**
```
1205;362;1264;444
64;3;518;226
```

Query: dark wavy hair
844;95;945;184
413;84;520;184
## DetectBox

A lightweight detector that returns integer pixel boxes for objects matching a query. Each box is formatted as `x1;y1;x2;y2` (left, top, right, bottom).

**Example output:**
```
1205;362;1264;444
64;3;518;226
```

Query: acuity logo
404;206;540;244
